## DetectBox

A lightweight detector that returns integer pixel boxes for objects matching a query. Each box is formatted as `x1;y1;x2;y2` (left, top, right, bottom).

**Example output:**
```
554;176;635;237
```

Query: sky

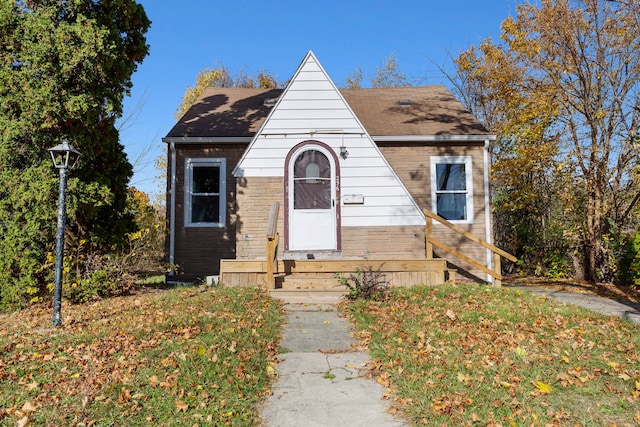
119;0;516;199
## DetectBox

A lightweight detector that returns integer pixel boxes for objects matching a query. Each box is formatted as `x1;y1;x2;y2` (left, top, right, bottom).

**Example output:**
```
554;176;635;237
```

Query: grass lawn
0;286;284;426
341;283;640;426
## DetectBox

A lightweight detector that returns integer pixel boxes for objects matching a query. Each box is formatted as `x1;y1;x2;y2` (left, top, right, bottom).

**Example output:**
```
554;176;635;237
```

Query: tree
175;66;280;120
345;53;409;88
0;0;150;309
453;0;640;283
158;66;280;189
450;38;564;276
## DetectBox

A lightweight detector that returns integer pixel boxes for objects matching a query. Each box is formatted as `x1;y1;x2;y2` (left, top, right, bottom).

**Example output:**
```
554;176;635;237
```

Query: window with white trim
184;158;226;227
430;156;473;224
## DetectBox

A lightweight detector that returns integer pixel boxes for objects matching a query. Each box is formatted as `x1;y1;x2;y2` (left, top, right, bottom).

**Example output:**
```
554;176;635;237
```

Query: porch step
269;289;347;304
220;258;450;287
276;273;344;291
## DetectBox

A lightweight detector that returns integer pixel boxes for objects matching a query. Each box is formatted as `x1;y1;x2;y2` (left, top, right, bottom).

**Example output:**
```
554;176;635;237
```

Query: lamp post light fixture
48;139;81;327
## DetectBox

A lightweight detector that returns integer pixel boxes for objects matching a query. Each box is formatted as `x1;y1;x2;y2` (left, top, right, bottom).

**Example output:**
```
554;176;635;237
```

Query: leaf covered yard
342;284;640;426
0;287;284;426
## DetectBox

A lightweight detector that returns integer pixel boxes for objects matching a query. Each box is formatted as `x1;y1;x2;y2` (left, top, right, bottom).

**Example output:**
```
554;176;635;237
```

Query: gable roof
165;86;490;140
341;86;489;136
167;88;282;139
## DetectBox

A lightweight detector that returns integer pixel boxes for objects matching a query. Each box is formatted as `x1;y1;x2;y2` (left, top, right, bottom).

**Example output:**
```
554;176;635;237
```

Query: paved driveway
507;286;640;324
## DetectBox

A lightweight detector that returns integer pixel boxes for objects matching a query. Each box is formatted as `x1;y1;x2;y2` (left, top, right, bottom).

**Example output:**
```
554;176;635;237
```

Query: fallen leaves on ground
341;283;640;426
0;286;284;426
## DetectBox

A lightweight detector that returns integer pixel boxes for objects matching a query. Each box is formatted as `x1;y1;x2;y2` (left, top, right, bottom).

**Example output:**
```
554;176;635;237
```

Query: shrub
59;252;136;304
617;232;640;286
336;265;390;300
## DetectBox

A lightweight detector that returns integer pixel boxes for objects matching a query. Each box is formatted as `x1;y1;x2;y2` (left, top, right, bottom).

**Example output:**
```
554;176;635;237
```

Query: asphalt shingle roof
166;85;489;139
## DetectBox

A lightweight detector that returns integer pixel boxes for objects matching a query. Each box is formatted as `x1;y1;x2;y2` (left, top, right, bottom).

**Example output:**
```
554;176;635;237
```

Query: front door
287;144;338;251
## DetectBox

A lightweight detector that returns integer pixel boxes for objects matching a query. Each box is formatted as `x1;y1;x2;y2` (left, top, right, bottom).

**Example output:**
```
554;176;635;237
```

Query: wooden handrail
265;202;280;290
266;202;279;240
424;209;517;284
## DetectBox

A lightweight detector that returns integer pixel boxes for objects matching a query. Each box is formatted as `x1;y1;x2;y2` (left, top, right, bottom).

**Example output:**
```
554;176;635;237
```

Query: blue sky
120;0;516;198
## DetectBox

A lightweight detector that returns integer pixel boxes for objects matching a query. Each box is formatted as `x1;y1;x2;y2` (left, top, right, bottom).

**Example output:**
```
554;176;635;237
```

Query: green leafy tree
0;0;150;309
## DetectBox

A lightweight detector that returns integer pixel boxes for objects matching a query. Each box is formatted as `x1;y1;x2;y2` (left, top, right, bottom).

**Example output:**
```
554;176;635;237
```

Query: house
162;51;514;290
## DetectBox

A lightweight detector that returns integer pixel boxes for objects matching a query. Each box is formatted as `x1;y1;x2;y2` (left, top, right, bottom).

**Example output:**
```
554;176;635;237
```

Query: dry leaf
21;401;37;413
457;372;471;383
148;375;160;387
445;310;457;321
535;381;553;394
618;373;631;381
17;416;29;427
175;400;188;412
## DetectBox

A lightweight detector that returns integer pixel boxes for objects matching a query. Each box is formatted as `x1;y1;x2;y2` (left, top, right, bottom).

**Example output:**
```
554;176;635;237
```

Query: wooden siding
169;144;246;279
234;51;424;227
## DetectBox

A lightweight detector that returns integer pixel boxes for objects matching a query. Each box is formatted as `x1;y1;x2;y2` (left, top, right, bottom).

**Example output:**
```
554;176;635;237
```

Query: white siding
234;51;424;227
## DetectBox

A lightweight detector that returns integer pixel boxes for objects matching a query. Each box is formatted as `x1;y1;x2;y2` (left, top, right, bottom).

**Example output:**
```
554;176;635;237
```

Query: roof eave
162;135;496;143
372;134;496;142
162;136;254;144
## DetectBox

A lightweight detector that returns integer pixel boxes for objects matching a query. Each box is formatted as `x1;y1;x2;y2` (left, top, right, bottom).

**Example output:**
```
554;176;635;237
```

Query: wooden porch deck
218;203;516;302
219;258;455;290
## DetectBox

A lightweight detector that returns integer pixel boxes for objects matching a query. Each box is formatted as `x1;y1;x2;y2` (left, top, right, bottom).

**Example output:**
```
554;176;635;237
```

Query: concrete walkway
507;285;640;324
260;304;407;427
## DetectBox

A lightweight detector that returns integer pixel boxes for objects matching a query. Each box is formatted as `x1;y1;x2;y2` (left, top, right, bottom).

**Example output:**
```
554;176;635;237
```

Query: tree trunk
583;183;604;283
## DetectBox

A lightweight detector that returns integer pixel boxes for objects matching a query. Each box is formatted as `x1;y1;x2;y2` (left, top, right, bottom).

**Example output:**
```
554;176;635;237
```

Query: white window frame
184;158;226;228
430;155;474;224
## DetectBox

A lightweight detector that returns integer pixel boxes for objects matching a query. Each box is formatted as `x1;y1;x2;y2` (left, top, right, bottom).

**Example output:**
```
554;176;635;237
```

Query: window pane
436;164;466;191
436;193;467;221
191;195;220;223
305;162;320;183
294;179;331;209
193;166;220;193
294;150;330;179
293;149;332;209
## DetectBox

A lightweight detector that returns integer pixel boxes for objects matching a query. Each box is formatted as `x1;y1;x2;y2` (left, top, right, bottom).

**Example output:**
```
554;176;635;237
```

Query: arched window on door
293;149;331;209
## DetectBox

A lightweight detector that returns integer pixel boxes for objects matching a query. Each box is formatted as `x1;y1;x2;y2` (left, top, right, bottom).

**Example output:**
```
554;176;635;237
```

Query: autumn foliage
342;284;640;426
452;0;640;284
0;287;283;426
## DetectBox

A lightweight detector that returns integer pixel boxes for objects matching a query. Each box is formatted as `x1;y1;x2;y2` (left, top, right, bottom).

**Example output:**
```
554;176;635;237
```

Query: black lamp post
48;139;81;327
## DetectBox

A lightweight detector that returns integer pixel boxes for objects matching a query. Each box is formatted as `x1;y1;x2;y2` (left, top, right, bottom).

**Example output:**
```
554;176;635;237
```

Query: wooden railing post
423;209;517;283
426;216;433;259
265;202;280;292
